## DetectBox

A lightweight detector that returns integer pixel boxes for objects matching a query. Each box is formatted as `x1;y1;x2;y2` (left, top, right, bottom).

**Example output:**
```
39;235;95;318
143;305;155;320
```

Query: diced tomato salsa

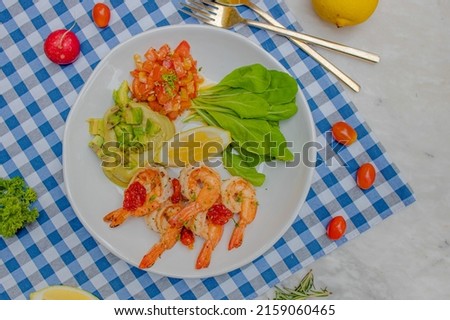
130;40;203;120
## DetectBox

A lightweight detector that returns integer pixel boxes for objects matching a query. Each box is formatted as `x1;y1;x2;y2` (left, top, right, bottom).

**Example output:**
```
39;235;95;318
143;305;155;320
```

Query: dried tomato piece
207;204;233;225
122;181;146;211
180;227;195;249
171;178;182;204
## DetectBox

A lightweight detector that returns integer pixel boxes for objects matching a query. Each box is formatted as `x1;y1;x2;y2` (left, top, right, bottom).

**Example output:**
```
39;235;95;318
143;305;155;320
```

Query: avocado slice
88;135;104;158
89;82;176;188
87;118;104;136
113;80;130;108
124;106;143;125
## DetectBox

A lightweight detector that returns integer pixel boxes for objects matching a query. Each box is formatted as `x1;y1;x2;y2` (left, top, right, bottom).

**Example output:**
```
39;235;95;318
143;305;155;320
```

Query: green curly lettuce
0;176;38;238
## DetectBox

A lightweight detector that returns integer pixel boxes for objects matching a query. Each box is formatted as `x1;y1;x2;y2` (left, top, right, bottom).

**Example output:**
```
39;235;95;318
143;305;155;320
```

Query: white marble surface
263;0;450;299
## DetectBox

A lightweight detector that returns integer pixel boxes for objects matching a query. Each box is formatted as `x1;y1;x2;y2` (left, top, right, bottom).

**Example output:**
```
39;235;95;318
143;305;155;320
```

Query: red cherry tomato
332;121;357;146
356;163;376;190
326;216;347;240
92;3;111;28
44;29;80;65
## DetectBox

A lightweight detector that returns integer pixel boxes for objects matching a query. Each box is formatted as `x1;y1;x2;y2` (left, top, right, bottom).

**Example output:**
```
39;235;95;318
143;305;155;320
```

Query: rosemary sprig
273;270;331;300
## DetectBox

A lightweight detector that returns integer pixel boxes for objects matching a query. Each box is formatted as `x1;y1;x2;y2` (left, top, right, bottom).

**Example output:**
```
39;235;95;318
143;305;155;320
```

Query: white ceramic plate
63;25;315;278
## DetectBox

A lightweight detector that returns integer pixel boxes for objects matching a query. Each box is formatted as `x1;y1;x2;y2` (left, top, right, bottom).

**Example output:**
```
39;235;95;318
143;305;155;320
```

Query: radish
44;28;80;65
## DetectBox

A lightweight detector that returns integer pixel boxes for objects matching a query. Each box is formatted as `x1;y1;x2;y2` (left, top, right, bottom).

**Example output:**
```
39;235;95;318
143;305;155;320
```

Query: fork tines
180;0;217;24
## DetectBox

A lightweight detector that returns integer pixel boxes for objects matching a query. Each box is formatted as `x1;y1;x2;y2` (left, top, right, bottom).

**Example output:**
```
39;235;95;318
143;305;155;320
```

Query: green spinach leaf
206;111;293;161
266;125;294;161
216;64;271;93
206;111;272;155
190;64;299;185
194;90;269;119
223;147;265;186
257;70;298;105
265;100;298;121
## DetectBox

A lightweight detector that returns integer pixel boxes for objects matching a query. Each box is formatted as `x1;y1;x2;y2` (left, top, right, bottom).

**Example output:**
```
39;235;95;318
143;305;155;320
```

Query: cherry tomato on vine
326;216;347;240
356;163;376;190
92;3;111;28
331;121;357;146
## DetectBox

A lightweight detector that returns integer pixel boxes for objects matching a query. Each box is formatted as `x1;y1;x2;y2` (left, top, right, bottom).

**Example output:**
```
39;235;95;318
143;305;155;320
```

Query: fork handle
244;2;360;92
246;19;380;63
291;38;361;92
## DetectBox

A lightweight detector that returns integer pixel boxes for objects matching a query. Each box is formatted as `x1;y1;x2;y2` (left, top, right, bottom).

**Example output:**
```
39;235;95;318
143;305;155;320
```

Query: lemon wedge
156;126;232;167
29;285;99;300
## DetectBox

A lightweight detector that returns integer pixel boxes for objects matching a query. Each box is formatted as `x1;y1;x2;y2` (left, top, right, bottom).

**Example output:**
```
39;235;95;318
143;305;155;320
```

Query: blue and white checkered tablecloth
0;0;415;299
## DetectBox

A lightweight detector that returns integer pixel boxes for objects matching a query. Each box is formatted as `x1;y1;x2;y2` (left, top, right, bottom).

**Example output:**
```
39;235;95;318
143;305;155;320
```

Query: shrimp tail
196;242;213;269
139;226;181;269
196;224;224;269
103;208;129;228
139;242;166;269
228;224;245;250
168;202;199;227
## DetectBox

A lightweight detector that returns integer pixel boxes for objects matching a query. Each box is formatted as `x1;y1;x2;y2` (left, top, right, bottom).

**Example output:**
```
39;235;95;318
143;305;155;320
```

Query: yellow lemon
156;126;232;167
311;0;379;27
29;285;99;300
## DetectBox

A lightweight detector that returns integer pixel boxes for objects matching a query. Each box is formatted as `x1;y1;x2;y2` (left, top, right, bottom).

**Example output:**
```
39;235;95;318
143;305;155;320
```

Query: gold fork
208;0;363;92
181;0;380;64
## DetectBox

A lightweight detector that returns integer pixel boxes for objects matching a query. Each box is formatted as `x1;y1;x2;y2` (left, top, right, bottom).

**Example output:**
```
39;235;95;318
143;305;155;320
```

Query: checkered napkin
0;0;415;299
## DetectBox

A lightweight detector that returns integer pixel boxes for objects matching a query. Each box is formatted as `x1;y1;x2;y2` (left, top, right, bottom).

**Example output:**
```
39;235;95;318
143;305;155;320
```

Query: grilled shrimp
139;203;183;269
103;166;171;228
222;176;258;250
186;211;224;269
168;165;221;227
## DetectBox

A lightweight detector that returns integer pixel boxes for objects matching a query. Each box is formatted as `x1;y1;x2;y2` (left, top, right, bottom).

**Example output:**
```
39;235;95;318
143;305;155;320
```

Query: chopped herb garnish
162;72;178;90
